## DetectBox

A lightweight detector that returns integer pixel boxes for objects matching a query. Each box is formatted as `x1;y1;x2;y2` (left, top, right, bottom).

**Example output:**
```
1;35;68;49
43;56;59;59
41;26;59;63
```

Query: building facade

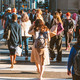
0;0;15;12
15;0;37;11
49;0;80;13
0;0;37;12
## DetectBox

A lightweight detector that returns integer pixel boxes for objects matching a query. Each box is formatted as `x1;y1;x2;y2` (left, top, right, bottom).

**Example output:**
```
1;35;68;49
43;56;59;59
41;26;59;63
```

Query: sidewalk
0;64;71;79
0;77;72;80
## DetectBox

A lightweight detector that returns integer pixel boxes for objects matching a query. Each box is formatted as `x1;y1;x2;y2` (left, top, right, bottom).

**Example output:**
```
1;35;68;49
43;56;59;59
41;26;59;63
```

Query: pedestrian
27;9;31;18
63;12;74;51
75;10;80;38
36;9;44;23
28;19;50;79
49;12;53;24
29;9;36;23
11;8;21;23
3;8;11;29
50;14;64;62
57;9;64;20
8;14;22;68
20;12;32;59
67;35;80;80
43;9;50;29
72;13;78;38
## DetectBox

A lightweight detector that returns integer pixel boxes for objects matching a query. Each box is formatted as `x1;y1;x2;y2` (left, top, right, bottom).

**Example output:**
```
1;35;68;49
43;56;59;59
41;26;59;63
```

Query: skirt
31;43;50;65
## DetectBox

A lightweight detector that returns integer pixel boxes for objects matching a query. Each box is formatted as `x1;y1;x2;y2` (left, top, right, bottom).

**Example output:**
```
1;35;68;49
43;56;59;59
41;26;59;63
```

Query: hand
67;70;71;76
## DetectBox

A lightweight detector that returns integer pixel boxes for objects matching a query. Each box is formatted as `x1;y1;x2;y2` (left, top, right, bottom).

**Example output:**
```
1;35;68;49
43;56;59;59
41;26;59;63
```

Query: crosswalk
0;28;73;79
0;29;4;35
0;77;72;80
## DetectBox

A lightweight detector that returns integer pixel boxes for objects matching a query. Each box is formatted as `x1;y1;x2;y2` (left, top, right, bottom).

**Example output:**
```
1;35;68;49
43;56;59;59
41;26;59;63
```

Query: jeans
50;35;62;61
22;37;29;56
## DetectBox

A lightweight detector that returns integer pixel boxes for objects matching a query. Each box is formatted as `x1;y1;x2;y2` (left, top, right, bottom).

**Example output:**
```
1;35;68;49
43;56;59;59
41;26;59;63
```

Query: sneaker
68;43;70;48
66;48;69;51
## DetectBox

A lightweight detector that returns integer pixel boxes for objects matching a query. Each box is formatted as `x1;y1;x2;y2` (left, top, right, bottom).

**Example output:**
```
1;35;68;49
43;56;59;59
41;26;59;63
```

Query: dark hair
12;14;17;21
32;9;35;11
57;9;61;13
35;19;44;30
34;19;49;32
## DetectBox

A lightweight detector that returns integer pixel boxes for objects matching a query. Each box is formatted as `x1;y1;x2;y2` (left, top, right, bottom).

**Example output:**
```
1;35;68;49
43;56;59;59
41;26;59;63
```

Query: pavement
0;19;74;80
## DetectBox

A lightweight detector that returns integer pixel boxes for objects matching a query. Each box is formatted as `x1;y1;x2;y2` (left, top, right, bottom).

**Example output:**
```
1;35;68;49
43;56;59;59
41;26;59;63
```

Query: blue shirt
9;22;22;47
68;44;80;75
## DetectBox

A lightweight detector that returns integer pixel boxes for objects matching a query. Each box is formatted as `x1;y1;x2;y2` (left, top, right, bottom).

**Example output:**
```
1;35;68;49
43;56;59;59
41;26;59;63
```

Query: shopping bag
15;46;22;56
50;25;57;38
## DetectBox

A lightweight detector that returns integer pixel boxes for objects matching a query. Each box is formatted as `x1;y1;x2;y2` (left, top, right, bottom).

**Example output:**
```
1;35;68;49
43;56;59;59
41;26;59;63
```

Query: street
0;19;75;80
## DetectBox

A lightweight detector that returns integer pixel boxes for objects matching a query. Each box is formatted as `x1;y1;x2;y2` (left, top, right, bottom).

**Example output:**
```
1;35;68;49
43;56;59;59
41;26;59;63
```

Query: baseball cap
66;12;71;16
7;7;11;11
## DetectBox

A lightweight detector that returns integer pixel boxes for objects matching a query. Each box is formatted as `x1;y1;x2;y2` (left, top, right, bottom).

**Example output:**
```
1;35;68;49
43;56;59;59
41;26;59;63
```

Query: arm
28;24;35;35
47;31;50;42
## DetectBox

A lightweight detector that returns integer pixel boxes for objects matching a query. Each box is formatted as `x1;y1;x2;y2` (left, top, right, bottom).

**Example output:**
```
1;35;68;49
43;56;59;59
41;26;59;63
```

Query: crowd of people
1;7;80;80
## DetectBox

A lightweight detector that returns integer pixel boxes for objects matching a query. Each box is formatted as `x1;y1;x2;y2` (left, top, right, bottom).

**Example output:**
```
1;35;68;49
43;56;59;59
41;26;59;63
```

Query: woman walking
28;19;50;79
20;12;32;59
50;13;64;62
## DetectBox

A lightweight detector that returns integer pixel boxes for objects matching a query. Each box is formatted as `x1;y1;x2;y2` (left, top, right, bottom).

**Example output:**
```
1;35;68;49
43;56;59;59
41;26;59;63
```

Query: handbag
50;25;57;38
15;46;22;56
57;23;64;35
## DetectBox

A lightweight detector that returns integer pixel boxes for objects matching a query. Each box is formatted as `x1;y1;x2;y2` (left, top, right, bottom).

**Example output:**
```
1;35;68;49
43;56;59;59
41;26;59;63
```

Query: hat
66;12;71;16
7;7;11;11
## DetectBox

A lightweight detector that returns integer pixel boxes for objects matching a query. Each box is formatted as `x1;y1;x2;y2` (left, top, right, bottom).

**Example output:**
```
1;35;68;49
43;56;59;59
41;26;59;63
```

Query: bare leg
35;62;40;73
14;54;16;64
40;55;45;79
10;55;14;68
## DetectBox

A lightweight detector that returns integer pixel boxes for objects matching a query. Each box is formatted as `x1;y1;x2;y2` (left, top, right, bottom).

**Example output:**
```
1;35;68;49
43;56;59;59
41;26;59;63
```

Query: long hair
54;13;63;25
34;19;49;33
36;9;42;15
21;12;29;22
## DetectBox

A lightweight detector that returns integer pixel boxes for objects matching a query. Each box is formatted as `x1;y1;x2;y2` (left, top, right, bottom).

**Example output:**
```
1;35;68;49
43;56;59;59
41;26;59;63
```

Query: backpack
73;44;80;76
64;19;73;33
35;31;48;49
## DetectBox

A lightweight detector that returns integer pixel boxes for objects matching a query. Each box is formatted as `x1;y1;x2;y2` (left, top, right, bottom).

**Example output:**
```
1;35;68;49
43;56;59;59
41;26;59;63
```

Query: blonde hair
37;9;42;15
54;13;63;25
21;12;29;22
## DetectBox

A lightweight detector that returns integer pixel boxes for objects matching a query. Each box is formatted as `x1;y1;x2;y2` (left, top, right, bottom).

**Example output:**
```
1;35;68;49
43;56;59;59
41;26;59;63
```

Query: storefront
15;0;37;11
49;0;80;13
